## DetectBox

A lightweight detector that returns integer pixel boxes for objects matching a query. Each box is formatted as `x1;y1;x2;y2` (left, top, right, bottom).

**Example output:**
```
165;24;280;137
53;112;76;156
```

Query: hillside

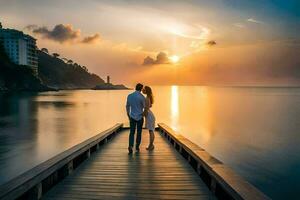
0;46;49;91
0;46;106;91
38;51;105;89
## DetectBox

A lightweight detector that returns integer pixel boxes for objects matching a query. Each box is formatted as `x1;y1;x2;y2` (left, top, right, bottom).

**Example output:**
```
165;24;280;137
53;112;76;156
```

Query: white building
0;26;38;76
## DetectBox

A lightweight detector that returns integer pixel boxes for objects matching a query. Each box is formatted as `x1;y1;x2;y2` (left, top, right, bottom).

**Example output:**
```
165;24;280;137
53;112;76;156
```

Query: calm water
0;86;300;199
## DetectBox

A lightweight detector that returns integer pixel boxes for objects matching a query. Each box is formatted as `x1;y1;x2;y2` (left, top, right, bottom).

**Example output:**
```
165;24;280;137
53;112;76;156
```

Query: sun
170;55;180;63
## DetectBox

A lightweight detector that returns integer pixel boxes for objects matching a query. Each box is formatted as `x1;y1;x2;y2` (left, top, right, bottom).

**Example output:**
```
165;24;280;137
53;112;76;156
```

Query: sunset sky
1;0;300;85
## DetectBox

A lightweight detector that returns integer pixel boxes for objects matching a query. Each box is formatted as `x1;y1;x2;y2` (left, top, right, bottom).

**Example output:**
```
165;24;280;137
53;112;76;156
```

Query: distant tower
107;76;110;84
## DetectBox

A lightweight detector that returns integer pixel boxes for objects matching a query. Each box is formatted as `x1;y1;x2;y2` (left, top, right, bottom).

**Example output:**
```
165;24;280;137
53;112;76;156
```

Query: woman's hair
144;86;154;104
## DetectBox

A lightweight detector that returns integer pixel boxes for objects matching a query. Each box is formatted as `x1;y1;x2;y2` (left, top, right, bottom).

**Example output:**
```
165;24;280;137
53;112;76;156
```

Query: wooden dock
0;123;270;200
43;128;213;200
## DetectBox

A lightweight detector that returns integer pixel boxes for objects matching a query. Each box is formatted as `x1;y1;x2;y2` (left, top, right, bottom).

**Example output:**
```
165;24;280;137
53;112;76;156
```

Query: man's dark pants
129;117;144;149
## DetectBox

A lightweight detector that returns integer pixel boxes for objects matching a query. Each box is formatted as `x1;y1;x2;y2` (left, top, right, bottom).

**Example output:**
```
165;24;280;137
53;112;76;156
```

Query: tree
67;60;73;65
82;66;88;72
52;53;60;58
41;48;49;54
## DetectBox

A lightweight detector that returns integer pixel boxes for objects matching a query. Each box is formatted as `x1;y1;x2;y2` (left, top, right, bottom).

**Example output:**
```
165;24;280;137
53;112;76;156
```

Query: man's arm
126;96;131;119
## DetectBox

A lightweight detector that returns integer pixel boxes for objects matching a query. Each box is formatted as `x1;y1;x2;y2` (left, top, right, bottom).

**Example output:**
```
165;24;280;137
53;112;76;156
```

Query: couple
126;83;155;154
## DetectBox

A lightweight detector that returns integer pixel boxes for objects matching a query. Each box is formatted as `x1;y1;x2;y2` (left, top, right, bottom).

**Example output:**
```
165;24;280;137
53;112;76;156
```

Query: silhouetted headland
92;83;130;90
0;47;128;91
0;25;127;92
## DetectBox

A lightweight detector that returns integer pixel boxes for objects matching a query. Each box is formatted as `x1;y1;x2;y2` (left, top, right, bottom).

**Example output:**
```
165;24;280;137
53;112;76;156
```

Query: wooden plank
45;193;211;200
43;129;214;200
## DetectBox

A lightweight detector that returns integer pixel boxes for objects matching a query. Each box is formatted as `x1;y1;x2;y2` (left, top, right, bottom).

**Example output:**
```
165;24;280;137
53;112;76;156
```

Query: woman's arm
143;97;150;117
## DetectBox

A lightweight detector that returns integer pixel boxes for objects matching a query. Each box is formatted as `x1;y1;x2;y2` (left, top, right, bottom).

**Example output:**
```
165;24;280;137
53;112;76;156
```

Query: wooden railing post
178;146;182;153
37;183;43;200
160;130;163;135
197;163;202;175
53;171;58;184
87;149;91;158
28;182;42;200
211;178;217;194
67;161;73;175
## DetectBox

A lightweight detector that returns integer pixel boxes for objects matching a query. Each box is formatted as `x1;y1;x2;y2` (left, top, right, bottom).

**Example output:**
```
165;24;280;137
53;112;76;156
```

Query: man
126;83;145;154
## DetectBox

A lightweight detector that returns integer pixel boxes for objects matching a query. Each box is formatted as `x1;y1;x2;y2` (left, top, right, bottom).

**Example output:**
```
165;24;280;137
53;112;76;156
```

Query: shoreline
2;85;300;92
0;87;132;93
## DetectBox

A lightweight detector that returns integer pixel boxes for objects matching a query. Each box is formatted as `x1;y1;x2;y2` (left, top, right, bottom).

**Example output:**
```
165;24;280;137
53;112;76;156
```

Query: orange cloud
206;40;217;46
143;52;170;65
81;33;101;44
26;24;100;44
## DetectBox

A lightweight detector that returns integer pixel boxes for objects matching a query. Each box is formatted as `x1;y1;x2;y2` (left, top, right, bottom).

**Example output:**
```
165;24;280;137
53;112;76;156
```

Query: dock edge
157;123;271;200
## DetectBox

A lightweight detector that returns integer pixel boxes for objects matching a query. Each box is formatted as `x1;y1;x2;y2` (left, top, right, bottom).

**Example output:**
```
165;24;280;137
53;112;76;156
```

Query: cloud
169;25;210;40
233;23;246;28
25;24;38;30
81;33;101;43
156;52;170;64
143;56;155;65
26;24;100;44
143;52;170;65
247;18;264;24
206;40;217;46
26;24;80;43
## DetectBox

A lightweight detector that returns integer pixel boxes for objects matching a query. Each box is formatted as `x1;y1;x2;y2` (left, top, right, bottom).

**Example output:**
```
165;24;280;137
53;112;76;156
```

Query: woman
142;86;156;150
